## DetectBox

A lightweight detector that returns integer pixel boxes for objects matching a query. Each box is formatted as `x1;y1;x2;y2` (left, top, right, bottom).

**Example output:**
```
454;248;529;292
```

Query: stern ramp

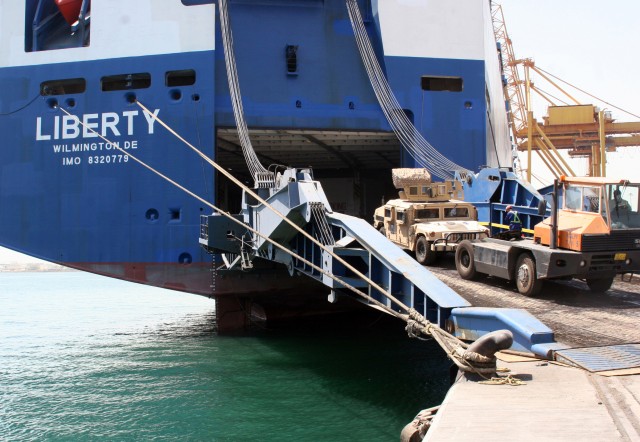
200;168;562;358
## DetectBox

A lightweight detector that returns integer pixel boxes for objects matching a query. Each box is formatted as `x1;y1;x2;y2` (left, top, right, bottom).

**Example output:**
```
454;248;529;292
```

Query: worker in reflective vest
505;205;522;234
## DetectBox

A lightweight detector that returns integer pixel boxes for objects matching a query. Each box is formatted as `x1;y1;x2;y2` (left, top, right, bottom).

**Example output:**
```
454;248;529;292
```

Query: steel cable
218;0;274;187
345;0;470;180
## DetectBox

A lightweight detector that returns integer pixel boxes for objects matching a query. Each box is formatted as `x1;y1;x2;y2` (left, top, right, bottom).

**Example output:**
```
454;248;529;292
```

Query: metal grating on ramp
554;344;640;372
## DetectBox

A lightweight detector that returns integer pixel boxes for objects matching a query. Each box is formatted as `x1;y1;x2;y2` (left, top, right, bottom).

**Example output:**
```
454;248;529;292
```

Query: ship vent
310;203;334;246
101;73;151;91
286;45;298;75
421;76;463;92
166;69;196;87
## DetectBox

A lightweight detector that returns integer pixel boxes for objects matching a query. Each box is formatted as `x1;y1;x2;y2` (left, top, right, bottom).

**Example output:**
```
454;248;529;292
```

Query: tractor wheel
586;276;615;293
515;254;543;297
455;240;477;280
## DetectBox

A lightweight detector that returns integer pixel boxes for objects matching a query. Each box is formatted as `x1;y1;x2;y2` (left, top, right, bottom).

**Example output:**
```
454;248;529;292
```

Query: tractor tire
515;254;543;297
455;240;477;280
586;276;615;293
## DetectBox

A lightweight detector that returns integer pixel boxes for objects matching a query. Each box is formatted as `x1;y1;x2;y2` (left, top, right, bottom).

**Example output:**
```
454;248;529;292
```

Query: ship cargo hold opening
215;128;402;219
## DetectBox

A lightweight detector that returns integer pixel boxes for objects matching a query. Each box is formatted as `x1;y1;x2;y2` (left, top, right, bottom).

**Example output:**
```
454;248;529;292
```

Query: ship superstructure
0;0;510;312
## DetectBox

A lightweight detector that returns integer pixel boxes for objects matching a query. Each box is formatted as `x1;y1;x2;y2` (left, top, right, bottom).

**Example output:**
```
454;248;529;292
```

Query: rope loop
455;347;497;368
407;308;427;325
479;374;526;386
405;320;429;339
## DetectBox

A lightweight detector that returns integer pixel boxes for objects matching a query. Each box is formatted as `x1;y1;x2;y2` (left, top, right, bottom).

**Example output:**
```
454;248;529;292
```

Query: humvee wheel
415;236;437;265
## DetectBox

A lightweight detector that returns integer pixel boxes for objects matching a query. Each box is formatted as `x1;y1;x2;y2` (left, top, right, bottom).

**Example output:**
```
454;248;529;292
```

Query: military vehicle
374;169;489;265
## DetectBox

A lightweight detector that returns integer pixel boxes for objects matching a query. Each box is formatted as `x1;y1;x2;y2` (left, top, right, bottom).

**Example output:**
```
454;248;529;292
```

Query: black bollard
467;329;514;358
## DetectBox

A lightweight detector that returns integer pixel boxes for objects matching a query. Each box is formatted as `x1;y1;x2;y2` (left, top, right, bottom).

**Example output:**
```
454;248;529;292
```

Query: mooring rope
136;101;499;375
345;0;471;180
479;375;526;386
134;100;415;315
406;309;497;375
55;102;497;375
56;105;407;320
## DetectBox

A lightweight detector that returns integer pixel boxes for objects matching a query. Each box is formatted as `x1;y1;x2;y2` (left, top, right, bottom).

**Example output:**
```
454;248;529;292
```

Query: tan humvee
373;168;488;265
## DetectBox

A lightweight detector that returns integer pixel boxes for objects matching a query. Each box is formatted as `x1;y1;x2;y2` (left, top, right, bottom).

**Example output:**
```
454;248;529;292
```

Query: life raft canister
55;0;84;25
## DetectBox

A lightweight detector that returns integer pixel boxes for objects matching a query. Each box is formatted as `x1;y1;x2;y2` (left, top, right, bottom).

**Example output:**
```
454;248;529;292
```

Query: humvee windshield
415;208;439;219
444;207;469;218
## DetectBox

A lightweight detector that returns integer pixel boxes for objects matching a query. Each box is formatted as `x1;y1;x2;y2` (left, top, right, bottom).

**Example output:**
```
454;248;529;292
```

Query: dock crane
491;3;640;181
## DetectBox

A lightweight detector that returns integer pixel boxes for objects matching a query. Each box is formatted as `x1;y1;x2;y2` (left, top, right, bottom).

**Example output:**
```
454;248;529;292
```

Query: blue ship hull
0;0;510;300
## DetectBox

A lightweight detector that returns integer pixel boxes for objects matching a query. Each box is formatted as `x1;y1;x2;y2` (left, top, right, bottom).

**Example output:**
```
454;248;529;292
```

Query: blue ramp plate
554;344;640;372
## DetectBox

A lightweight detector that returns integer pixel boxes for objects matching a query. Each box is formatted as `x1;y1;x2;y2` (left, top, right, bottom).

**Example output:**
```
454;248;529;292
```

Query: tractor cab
535;176;640;251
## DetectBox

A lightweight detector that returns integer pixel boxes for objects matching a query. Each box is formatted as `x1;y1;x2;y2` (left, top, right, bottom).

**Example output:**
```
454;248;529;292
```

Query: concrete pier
417;263;640;441
425;357;640;441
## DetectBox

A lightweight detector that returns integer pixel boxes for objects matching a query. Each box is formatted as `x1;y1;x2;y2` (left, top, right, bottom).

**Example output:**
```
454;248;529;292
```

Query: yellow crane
491;3;640;181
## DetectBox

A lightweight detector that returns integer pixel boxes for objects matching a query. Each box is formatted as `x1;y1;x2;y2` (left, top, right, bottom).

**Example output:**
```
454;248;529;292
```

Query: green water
1;272;451;441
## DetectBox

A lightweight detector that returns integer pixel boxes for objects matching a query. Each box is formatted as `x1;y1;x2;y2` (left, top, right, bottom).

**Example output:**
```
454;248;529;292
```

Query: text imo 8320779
61;154;130;166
